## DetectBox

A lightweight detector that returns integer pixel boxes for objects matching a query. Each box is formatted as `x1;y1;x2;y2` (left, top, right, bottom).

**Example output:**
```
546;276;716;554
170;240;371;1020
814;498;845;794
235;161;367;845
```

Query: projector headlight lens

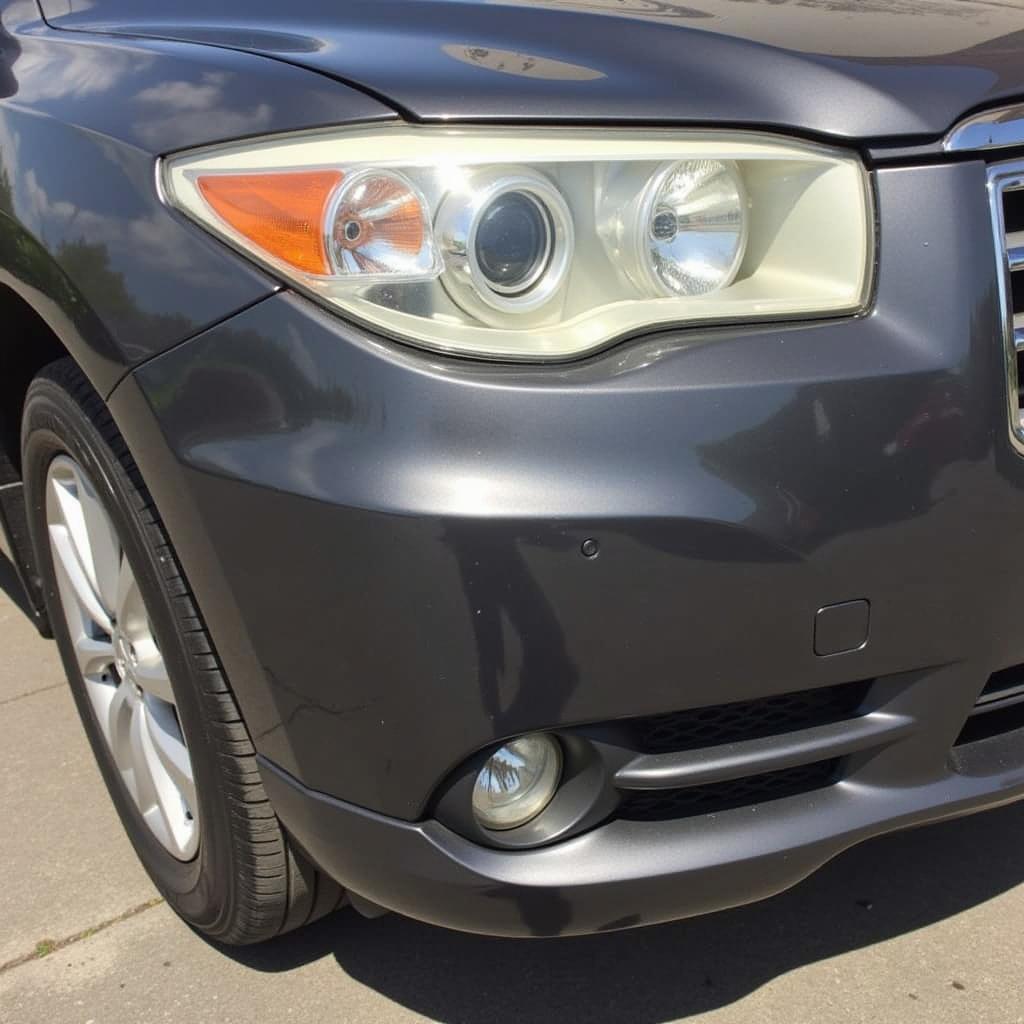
163;126;873;360
435;168;573;318
472;734;562;831
476;192;550;294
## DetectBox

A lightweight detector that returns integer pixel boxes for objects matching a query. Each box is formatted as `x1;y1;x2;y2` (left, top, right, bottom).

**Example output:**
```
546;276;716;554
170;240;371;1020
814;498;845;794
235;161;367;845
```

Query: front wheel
22;359;342;943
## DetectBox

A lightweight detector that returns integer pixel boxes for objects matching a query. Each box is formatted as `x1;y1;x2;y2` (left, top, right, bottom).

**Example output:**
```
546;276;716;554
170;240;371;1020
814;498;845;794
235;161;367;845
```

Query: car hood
40;0;1024;143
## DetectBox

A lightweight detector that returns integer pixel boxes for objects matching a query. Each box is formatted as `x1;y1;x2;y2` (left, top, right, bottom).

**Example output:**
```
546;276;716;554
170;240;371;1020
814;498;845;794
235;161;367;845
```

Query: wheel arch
0;280;81;482
0;278;76;634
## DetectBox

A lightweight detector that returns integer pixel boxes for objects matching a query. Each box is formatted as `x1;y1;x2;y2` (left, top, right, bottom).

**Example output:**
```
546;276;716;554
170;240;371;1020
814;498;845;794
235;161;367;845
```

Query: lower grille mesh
629;680;872;754
617;760;840;821
606;681;870;821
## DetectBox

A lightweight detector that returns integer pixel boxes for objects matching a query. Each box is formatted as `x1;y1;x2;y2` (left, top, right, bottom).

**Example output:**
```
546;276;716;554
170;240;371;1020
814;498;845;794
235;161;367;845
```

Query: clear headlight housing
162;126;873;361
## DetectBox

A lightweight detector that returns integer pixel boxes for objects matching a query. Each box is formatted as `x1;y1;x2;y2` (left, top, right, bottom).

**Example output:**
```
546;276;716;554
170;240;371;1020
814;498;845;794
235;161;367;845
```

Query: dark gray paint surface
121;161;1019;819
38;0;1024;142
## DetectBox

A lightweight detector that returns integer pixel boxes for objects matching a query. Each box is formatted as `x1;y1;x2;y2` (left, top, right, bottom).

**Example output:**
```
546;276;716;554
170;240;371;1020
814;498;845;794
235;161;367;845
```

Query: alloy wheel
45;454;199;860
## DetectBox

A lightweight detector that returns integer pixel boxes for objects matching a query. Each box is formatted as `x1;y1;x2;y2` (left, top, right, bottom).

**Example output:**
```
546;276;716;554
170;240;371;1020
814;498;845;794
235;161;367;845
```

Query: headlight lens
474;190;551;293
434;167;574;320
163;126;873;361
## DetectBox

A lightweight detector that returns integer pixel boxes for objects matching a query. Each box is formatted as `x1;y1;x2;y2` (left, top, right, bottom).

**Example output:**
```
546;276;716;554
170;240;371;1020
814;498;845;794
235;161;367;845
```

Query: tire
21;358;343;944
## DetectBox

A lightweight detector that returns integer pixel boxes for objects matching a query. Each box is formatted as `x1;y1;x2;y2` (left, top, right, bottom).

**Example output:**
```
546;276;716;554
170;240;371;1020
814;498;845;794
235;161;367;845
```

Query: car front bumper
258;721;1024;937
108;157;1024;935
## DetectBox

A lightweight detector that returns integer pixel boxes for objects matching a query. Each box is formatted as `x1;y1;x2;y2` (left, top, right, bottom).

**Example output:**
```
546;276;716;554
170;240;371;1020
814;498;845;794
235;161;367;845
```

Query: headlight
162;126;873;361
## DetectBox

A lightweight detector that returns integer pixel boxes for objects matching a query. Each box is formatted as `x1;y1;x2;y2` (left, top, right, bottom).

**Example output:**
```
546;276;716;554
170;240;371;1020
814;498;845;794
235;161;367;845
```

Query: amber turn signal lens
197;170;343;275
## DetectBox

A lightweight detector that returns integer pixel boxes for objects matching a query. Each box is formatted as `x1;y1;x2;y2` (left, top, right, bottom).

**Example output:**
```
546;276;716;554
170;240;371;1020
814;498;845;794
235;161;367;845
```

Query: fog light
472;734;562;830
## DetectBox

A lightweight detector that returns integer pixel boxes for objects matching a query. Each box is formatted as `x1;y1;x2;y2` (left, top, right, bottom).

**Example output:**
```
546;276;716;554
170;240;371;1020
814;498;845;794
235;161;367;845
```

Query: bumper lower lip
259;712;1024;938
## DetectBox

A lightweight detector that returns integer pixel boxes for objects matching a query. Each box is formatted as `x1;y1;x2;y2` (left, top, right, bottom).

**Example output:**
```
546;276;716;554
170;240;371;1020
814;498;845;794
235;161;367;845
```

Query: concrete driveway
2;554;1023;1024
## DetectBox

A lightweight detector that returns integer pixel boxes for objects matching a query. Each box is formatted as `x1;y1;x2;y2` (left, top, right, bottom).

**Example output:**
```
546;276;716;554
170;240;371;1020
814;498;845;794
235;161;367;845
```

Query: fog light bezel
432;732;618;851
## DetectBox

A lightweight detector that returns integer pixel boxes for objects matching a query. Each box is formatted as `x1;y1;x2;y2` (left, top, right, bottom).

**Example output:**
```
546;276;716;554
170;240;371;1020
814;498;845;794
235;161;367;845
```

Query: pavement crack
0;681;66;707
0;897;164;974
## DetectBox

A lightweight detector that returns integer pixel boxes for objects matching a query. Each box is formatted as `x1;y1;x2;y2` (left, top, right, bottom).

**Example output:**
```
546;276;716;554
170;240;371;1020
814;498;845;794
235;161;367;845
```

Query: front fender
0;5;396;396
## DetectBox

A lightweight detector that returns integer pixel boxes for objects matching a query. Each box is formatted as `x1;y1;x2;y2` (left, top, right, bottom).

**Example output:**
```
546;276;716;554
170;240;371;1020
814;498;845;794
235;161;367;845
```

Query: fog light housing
472;733;562;830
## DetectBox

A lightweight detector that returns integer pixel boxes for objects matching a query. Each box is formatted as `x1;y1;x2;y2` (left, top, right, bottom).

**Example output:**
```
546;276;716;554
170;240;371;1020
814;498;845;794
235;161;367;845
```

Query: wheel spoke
48;524;113;634
73;633;115;678
146;795;180;858
143;699;197;815
75;474;121;615
48;461;118;626
138;703;196;857
114;553;133;625
105;679;135;773
133;648;175;704
128;700;161;817
81;673;117;744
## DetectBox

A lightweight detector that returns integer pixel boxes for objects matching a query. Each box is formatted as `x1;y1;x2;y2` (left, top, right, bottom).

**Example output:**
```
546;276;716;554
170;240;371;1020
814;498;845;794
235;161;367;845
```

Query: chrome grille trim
946;103;1024;152
988;161;1024;452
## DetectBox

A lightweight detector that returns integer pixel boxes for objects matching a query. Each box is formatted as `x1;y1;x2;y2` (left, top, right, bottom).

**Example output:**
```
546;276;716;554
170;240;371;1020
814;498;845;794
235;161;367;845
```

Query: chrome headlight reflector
326;169;439;279
163;127;873;361
635;159;747;297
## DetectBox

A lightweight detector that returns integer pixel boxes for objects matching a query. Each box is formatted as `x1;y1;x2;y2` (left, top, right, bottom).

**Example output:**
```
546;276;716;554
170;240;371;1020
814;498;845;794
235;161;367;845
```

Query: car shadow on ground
228;798;1024;1022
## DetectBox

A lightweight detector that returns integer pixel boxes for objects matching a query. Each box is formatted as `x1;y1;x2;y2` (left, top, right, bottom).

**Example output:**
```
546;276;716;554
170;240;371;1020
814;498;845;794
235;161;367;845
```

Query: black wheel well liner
0;281;69;484
0;282;69;633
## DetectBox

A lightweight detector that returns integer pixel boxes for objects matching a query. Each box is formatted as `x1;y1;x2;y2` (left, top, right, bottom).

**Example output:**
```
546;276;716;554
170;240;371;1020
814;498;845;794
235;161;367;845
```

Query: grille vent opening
627;679;872;755
955;662;1024;746
1005;188;1024;234
617;759;840;821
978;663;1024;703
955;701;1024;747
608;682;868;822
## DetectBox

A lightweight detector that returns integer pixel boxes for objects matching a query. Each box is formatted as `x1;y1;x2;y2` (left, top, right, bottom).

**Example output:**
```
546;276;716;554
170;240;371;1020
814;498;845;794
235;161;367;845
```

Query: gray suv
2;0;1024;944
